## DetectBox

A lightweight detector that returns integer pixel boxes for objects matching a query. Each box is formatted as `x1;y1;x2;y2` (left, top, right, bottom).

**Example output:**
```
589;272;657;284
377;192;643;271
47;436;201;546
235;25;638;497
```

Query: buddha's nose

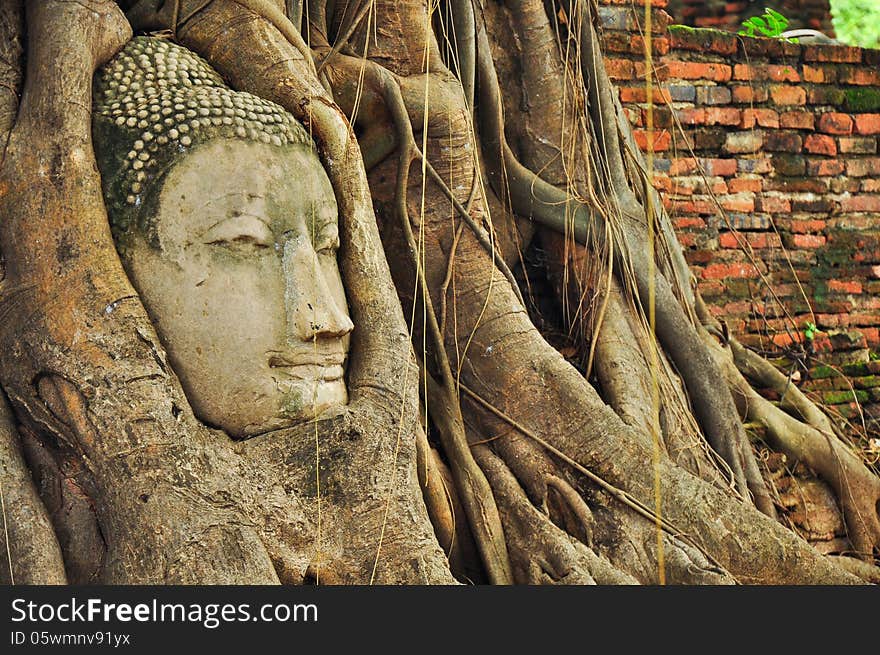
282;237;354;342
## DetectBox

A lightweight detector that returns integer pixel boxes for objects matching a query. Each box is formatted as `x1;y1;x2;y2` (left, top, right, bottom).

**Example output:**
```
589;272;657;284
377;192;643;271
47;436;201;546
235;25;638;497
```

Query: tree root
0;391;67;584
474;445;638;584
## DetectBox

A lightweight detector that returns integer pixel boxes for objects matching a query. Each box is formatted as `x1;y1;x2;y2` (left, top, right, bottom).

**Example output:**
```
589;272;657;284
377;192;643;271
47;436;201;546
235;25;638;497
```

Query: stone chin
233;377;349;438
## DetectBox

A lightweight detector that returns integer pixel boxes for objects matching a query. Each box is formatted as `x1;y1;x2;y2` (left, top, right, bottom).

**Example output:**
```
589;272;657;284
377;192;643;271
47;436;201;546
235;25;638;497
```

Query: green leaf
804;321;817;341
748;16;768;31
766;7;789;29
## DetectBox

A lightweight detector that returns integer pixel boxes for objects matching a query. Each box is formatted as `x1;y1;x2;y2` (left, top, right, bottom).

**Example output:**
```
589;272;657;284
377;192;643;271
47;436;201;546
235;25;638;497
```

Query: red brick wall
598;0;880;424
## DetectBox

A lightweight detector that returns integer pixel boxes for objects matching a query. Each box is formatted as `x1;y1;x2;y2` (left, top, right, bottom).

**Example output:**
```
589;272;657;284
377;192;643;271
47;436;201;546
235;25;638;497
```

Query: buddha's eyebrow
199;191;266;217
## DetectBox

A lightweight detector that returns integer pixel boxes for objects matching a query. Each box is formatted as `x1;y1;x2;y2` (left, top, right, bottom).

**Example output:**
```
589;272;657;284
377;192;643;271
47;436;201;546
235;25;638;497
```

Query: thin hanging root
439;221;464;337
375;62;512;584
448;0;476;112
315;0;373;76
546;475;594;547
458;382;727;572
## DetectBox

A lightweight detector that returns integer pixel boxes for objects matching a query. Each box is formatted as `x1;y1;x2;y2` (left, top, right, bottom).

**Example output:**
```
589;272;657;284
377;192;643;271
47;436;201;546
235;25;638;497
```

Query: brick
674;216;706;229
705;107;741;126
731;85;769;104
767;177;830;194
669;157;698;175
802;65;831;84
779;111;815;130
727;177;762;193
604;33;671;56
806;159;845;176
839;137;877;154
772;154;806;176
653;106;678;128
845;158;880;177
854;114;880;135
693;128;727;149
719;232;780;249
667;84;696;102
838;67;880;86
787;219;827;233
741;37;801;59
695;86;732;105
670;198;715;214
737;157;772;174
605;58;635;80
708;212;770;230
844;88;880;112
619;86;674;103
677;233;697;247
723;131;763;154
756;196;791;213
769;85;807;106
668;25;738;55
804;45;862;63
702;158;738;177
741;109;779;129
664;60;732;82
817;112;854;135
841;196;880;213
701;263;760;279
808;87;846;106
676;107;707;125
804;133;837;156
764;131;803;153
633;129;672;152
828;280;863;294
792;198;835;213
720;194;755;212
733;63;800;83
792;234;827;248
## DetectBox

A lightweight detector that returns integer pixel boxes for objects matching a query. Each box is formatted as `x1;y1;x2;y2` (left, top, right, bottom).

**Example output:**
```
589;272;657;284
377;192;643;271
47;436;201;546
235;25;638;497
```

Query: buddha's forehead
152;139;338;246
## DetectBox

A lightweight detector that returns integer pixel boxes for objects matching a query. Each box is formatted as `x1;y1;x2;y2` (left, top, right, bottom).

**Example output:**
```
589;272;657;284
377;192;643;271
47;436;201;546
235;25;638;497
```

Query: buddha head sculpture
93;37;354;438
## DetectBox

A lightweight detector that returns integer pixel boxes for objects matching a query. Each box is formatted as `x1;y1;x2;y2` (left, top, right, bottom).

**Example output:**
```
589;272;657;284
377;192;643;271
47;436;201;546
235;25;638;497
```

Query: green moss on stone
810;364;836;379
822;389;869;404
844;87;880;112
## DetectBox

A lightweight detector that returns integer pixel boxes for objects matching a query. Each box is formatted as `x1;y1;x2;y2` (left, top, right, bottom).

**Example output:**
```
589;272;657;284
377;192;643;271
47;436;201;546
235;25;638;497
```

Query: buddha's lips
268;354;346;381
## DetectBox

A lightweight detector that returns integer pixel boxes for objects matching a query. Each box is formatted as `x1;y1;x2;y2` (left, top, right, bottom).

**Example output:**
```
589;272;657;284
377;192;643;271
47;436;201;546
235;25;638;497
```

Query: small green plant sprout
804;321;817;341
739;8;799;42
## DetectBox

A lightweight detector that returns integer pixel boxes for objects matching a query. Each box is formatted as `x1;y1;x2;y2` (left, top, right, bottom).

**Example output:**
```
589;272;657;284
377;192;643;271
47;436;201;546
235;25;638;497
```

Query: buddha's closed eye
201;214;273;249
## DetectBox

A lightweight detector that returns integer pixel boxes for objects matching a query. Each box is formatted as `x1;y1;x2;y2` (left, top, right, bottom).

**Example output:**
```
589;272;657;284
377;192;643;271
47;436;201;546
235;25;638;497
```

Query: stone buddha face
93;37;353;437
